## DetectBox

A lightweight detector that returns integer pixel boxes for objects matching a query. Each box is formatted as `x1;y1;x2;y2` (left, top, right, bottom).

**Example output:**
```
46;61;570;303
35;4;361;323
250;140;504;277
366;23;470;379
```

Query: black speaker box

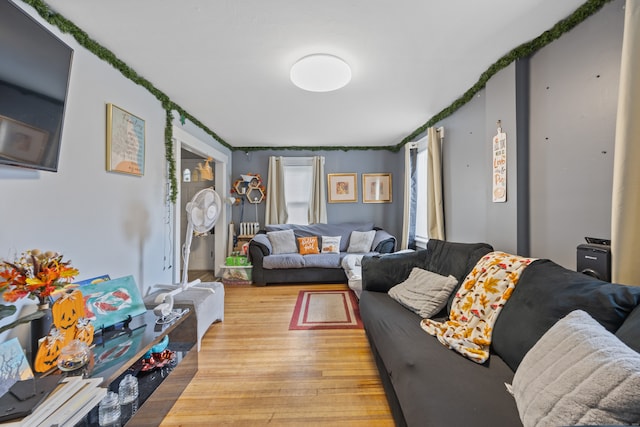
577;243;611;282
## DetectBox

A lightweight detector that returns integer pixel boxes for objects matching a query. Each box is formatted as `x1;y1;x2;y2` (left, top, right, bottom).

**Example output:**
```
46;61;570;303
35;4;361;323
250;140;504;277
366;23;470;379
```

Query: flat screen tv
0;0;73;172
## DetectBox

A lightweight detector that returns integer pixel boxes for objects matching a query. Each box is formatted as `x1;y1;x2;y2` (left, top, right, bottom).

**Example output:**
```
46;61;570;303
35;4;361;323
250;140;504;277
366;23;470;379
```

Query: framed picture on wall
106;103;145;176
327;173;358;203
363;173;392;203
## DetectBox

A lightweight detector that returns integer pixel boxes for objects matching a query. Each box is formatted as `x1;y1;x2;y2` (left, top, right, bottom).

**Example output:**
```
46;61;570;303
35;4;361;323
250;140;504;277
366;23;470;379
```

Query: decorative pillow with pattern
321;236;341;254
298;236;319;255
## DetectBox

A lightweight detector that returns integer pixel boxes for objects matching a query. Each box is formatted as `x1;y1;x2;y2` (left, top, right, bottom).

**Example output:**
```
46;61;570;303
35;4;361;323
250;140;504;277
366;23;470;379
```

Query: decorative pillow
266;229;297;255
512;310;640;427
297;236;319;255
347;230;376;253
388;267;458;318
321;236;341;254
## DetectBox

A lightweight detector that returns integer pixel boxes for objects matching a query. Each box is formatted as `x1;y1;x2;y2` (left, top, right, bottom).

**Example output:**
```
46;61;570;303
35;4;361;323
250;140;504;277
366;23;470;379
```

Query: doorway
172;126;230;284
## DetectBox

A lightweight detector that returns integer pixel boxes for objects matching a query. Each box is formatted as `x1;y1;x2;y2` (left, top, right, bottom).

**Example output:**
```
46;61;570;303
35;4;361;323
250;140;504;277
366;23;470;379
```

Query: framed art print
327;173;357;203
363;173;392;203
106;103;145;176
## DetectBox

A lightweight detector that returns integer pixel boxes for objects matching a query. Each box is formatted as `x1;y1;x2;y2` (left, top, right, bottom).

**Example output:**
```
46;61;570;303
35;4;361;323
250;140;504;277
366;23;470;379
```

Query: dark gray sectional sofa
248;222;396;286
359;239;640;427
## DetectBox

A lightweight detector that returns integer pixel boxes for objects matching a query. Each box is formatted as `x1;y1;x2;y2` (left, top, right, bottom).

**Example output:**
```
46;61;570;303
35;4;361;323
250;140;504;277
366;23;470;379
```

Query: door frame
172;125;230;283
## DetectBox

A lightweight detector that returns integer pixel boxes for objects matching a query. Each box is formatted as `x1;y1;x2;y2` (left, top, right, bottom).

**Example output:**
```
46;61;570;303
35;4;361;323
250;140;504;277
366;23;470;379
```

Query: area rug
289;290;363;330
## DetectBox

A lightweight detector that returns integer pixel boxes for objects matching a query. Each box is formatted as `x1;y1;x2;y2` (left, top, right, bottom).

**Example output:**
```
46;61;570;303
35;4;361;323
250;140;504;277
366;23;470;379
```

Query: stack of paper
2;376;107;427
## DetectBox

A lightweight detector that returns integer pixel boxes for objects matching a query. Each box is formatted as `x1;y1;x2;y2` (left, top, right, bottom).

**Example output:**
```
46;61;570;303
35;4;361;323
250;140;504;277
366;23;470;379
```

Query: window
415;139;429;247
282;158;313;224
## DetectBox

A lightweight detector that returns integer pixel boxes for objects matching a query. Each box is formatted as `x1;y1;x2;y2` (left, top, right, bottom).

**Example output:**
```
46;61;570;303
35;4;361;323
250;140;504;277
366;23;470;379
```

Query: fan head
186;188;221;233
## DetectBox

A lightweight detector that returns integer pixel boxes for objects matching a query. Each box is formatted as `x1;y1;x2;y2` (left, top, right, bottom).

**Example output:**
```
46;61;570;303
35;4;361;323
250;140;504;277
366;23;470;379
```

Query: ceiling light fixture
290;54;352;92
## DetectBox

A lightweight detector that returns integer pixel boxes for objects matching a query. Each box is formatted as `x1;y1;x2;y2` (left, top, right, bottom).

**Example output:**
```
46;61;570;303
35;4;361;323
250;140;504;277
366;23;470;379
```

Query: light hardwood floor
159;279;394;426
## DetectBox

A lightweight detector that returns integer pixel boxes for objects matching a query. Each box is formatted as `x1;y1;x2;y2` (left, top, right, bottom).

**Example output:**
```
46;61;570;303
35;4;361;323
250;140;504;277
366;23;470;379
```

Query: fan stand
153;188;221;317
153;222;216;315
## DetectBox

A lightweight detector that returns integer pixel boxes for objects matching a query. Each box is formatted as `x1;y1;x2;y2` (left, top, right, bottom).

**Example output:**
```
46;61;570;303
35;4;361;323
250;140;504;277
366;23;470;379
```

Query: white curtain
427;127;445;240
611;0;640;285
265;156;287;225
309;156;327;224
401;142;417;249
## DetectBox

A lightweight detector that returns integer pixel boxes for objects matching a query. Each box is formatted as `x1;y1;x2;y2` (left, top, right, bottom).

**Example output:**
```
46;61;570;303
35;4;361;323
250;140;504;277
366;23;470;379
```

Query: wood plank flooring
160;280;394;426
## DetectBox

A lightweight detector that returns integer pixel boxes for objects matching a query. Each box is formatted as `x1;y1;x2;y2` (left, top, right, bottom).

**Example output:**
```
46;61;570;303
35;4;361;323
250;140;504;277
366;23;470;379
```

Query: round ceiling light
290;54;352;92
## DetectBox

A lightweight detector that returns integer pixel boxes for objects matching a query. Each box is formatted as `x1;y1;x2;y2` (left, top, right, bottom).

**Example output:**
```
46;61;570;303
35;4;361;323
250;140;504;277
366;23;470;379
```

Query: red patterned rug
289;290;363;330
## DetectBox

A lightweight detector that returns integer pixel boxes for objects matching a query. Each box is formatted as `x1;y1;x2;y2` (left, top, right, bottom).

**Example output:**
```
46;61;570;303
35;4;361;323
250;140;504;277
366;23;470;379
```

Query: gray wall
232;149;403;241
231;0;623;270
436;64;519;254
529;0;623;267
434;0;623;269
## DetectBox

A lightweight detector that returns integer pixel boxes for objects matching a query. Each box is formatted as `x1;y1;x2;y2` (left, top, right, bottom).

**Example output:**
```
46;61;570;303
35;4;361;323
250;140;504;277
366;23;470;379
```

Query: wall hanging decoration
106;103;145;176
363;173;392;203
492;120;507;203
327;173;357;203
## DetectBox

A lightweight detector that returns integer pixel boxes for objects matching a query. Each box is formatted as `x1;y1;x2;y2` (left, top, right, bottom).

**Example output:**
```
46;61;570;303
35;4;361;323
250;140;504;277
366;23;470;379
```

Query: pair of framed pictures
327;173;392;204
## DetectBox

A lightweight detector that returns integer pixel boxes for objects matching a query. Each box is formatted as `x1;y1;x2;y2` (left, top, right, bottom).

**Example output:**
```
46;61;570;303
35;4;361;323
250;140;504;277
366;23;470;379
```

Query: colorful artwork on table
91;326;145;376
0;338;34;397
74;274;111;286
81;275;146;329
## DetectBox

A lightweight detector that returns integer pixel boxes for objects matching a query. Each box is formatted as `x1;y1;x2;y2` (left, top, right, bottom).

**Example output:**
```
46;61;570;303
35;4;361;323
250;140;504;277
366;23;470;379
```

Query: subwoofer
577;243;611;282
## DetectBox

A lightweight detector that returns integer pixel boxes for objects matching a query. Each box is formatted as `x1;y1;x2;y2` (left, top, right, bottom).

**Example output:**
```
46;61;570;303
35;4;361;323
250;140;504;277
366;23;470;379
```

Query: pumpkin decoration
73;317;94;346
34;327;65;373
35;289;94;372
52;290;85;332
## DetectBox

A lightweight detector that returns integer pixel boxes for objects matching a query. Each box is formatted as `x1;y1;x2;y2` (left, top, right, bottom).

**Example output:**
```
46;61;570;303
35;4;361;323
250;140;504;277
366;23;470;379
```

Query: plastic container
98;391;121;426
118;374;138;405
220;265;252;285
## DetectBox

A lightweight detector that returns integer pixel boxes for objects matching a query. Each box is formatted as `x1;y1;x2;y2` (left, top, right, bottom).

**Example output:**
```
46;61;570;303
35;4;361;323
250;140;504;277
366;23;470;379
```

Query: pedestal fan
153;187;221;321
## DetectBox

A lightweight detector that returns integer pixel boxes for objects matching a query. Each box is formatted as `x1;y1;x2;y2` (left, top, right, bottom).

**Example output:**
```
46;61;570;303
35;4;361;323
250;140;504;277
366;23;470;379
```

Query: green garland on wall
397;0;613;150
20;0;612;197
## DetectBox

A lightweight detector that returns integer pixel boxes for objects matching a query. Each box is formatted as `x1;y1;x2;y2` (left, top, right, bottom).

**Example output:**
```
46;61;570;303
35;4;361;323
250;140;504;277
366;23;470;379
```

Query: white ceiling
43;0;586;149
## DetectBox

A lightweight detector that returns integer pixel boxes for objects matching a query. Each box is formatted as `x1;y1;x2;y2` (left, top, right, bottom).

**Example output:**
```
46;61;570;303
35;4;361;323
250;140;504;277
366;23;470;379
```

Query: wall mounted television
0;0;73;172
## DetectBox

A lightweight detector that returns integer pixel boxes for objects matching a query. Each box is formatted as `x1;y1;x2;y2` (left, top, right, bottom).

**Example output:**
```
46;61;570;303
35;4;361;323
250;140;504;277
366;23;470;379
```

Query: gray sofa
360;239;640;427
248;222;396;287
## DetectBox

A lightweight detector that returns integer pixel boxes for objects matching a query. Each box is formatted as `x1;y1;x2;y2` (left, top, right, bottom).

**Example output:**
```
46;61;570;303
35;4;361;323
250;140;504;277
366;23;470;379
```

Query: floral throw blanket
420;251;535;363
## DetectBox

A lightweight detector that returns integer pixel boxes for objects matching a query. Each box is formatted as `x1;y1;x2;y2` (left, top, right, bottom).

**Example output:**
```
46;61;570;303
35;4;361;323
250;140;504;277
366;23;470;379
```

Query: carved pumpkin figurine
52;289;85;333
34;327;65;373
73;317;94;346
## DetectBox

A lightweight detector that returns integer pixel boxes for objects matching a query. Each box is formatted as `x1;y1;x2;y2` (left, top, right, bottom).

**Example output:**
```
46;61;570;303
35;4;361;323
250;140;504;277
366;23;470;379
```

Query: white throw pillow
347;230;376;253
388;267;458;318
266;229;298;255
321;236;341;254
512;309;640;427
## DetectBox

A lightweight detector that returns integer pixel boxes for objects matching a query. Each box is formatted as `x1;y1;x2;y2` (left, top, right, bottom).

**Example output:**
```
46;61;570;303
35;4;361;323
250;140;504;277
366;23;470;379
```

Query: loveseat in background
359;239;640;427
248;222;396;287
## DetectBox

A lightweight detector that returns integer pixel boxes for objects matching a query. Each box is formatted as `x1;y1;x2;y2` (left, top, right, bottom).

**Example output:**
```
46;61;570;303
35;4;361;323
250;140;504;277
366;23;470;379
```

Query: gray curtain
611;0;640;285
265;156;287;225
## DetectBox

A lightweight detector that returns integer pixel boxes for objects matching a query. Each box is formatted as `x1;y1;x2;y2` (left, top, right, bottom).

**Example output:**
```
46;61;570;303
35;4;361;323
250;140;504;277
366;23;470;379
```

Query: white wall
0;2;230;343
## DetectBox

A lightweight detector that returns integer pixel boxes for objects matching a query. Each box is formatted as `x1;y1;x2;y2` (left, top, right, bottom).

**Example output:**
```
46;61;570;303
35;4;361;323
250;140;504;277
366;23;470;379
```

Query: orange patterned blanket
421;251;535;363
